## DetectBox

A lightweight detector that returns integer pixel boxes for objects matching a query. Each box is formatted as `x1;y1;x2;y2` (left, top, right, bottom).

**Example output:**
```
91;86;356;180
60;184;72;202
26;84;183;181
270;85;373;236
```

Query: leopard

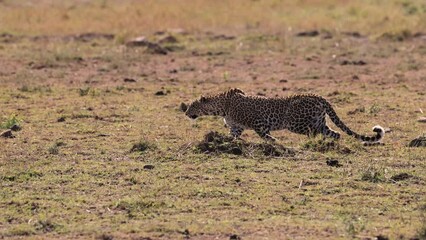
185;88;385;144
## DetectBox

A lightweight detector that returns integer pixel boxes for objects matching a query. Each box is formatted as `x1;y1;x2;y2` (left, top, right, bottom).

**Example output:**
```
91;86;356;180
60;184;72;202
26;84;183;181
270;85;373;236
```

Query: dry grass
0;0;425;37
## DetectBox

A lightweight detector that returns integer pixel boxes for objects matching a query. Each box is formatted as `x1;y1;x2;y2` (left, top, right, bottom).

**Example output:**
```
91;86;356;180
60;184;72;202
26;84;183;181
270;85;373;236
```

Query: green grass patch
0;115;21;129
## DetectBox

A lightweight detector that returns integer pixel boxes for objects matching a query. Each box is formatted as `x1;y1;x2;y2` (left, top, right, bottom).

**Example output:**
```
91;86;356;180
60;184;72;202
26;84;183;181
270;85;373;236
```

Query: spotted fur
185;88;385;144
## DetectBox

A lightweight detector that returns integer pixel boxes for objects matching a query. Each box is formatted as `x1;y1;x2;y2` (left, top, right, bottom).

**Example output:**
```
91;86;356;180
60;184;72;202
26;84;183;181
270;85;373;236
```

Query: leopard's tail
324;101;384;142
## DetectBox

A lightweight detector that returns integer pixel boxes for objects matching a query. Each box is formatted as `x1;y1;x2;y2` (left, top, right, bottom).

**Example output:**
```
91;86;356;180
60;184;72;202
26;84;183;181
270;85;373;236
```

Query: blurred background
1;0;425;37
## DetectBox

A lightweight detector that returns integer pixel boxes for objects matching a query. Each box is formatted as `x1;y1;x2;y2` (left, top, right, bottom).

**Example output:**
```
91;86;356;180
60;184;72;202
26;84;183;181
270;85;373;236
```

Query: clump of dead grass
130;139;156;153
194;131;294;157
361;166;385;183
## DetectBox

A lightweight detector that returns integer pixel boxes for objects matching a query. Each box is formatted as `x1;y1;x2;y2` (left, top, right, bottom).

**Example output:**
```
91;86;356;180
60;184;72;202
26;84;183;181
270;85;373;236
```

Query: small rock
417;117;426;123
57;117;66;122
279;79;288;83
10;124;21;131
157;35;178;44
1;130;14;138
123;78;137;83
168;28;187;35
229;147;243;155
376;235;389;240
155;91;166;96
229;234;241;240
390;173;413;182
322;32;333;39
341;60;367;66
180;102;188;112
326;159;342;167
96;233;114;240
296;30;319;37
210;34;235;41
126;37;168;55
125;36;147;46
352;75;359;80
342;31;363;38
143;165;155;170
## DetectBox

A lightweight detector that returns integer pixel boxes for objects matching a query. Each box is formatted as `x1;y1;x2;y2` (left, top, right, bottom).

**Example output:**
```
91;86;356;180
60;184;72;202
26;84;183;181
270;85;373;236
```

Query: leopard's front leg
224;117;244;140
230;126;244;139
254;126;277;142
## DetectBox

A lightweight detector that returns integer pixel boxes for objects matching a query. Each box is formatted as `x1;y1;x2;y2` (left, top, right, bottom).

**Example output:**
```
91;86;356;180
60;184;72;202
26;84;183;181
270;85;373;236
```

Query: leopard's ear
200;96;207;102
229;88;245;96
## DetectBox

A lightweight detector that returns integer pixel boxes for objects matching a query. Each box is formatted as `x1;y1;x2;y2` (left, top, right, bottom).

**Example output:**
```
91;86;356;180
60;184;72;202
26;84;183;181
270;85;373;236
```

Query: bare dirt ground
1;1;426;239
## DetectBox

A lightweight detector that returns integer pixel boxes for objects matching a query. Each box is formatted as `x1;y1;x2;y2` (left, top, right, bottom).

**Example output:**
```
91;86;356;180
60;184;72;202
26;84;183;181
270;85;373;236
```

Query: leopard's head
185;89;245;119
185;96;216;119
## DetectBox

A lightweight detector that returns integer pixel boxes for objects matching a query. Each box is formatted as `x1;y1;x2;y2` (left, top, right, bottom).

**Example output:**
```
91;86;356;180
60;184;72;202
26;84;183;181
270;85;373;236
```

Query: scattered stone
163;45;185;52
229;234;241;240
123;78;137;83
413;32;426;38
10;124;21;131
57;117;66;122
322;32;333;39
130;141;154;153
1;130;14;138
379;31;412;41
376;234;389;240
327;91;340;97
126;37;168;55
180;102;188;112
0;33;21;43
155;90;166;96
341;60;367;66
279;79;288;83
168;28;188;35
342;31;363;38
296;30;319;37
72;33;114;42
157;35;178;44
390;173;413;182
352;75;360;80
206;51;227;56
210;34;236;41
326;159;342;167
408;136;426;147
96;233;114;240
143;165;155;170
125;36;147;46
29;63;51;70
417;117;426;123
258;143;290;157
179;229;190;237
347;107;365;115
